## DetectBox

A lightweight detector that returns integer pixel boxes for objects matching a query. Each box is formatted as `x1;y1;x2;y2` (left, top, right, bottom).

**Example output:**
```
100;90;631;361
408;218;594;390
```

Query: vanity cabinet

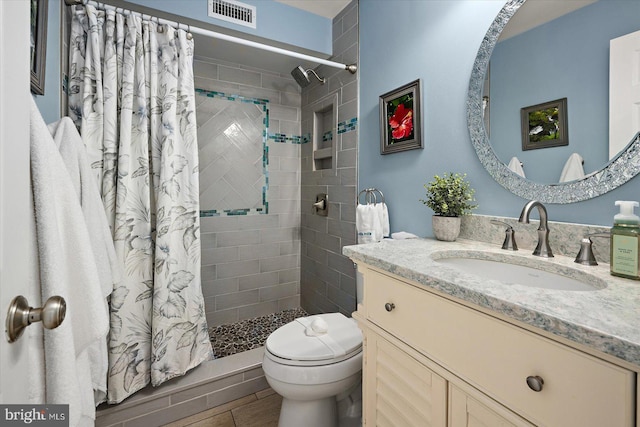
363;330;447;426
354;265;636;427
449;383;532;427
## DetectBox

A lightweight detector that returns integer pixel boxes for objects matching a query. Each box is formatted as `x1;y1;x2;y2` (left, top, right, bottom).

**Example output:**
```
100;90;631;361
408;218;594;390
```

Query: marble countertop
343;238;640;369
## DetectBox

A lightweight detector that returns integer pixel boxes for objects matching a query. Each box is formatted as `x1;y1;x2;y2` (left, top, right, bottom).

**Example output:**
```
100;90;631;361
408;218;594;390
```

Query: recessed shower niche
195;89;269;216
311;94;338;171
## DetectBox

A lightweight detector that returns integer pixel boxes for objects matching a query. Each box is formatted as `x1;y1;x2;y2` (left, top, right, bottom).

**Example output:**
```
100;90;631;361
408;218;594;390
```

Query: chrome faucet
518;200;553;257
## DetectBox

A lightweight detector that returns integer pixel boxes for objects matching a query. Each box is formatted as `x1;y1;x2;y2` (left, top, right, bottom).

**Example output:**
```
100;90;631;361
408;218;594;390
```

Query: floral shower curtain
68;5;213;403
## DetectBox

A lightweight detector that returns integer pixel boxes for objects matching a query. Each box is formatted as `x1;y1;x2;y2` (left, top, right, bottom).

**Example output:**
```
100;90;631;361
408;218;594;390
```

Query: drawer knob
384;302;395;312
526;375;544;392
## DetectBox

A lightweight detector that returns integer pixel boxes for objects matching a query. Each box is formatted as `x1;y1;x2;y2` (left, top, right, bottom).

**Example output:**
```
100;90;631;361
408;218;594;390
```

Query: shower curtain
68;5;213;403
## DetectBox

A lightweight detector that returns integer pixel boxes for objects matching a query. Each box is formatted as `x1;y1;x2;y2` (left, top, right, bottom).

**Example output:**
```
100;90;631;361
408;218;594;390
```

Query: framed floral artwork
379;79;422;154
521;97;568;151
31;0;48;95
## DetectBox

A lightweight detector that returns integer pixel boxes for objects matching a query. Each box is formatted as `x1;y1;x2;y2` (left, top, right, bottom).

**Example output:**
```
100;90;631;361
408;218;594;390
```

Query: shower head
291;66;326;88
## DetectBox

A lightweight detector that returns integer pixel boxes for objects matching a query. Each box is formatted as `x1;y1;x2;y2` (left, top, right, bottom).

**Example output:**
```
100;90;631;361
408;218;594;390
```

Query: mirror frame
467;0;640;203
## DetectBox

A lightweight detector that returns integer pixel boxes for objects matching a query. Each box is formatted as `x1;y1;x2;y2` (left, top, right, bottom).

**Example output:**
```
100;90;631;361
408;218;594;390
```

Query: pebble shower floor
209;308;309;358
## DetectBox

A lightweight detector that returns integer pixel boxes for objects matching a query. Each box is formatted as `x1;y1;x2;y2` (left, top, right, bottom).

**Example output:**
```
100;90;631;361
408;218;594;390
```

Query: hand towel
508;157;526;177
47;117;120;406
559;152;585;182
30;97;109;426
357;204;383;244
375;203;390;237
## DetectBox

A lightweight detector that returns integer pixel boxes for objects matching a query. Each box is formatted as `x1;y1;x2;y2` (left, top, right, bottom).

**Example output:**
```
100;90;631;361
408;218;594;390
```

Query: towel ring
357;188;385;206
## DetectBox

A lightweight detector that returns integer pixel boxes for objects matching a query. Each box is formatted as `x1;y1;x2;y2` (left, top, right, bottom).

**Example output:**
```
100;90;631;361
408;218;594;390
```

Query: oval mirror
468;0;640;203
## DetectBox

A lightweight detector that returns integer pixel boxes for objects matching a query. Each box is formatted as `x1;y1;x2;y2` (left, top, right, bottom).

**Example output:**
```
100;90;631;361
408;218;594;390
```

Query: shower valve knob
313;194;328;216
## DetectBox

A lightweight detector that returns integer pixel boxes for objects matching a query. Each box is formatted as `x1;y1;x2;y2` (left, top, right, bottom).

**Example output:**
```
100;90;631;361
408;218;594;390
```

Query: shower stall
58;0;360;424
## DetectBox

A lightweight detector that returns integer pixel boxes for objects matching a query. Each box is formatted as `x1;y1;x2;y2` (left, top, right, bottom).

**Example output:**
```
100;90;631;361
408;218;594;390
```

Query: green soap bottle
611;200;640;280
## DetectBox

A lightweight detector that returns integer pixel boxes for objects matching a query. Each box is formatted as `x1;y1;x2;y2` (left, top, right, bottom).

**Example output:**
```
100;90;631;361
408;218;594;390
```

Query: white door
609;29;640;159
0;0;36;403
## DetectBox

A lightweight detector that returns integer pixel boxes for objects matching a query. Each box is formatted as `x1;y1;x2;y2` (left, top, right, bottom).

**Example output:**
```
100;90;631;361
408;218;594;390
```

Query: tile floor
209;308;308;358
165;387;282;427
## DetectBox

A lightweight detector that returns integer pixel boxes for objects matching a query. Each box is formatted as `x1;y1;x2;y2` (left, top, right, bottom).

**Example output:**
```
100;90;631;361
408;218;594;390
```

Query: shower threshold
96;307;308;426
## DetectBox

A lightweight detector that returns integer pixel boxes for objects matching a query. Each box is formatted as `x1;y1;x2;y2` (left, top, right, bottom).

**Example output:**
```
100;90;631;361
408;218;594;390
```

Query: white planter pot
432;216;461;242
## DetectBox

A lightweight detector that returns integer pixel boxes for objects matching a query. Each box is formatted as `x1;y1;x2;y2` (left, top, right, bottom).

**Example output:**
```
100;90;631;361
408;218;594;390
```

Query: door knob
5;295;66;343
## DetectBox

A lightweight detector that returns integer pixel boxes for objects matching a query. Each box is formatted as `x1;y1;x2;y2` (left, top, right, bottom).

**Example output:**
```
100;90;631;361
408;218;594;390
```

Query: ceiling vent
208;0;256;29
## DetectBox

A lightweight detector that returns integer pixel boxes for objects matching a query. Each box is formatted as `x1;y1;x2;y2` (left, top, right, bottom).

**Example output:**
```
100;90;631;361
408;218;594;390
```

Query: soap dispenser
610;200;640;280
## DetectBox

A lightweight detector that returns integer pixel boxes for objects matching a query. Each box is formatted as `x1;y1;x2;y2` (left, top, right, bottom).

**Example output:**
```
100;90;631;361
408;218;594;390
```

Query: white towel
27;192;46;405
47;117;121;299
508;157;526;177
376;203;390;237
47;117;121;406
559;152;585;182
357;204;383;243
30;98;109;426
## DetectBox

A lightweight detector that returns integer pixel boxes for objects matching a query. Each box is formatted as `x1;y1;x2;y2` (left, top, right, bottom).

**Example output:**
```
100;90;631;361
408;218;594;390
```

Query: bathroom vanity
344;238;640;426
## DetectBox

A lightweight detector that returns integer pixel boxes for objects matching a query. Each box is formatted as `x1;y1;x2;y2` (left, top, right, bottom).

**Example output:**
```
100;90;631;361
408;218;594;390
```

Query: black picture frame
521;97;568;151
31;0;48;95
379;79;422;154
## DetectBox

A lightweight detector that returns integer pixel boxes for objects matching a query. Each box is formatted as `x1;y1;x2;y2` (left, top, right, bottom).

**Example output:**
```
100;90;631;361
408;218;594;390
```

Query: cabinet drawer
365;268;635;427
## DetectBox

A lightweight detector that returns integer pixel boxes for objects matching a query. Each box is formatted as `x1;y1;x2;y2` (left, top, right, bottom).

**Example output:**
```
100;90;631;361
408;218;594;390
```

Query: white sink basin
435;256;602;291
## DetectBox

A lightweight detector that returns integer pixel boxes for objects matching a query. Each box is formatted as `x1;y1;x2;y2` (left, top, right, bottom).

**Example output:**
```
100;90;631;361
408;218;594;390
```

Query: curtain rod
64;0;357;74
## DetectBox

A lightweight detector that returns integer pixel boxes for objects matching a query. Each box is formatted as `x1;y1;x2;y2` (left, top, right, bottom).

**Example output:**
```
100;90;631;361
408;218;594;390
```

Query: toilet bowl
263;312;363;427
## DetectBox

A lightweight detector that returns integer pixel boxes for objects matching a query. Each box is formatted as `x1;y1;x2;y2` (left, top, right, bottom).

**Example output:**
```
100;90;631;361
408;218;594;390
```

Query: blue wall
359;0;640;234
126;0;332;55
33;0;61;124
490;0;640;183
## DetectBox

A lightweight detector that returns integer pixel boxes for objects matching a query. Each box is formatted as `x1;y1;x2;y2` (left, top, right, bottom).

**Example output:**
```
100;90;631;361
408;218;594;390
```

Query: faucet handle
574;232;610;266
490;220;518;251
575;237;598;265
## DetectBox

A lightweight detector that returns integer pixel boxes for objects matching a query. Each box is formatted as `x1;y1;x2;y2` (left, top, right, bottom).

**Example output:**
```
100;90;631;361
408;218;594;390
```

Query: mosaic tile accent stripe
338;117;358;134
266;118;357;146
200;208;267;217
267;133;302;144
196;88;269;217
195;87;269;104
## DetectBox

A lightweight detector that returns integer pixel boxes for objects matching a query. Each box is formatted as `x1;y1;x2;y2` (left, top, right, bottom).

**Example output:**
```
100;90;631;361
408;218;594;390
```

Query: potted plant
420;172;477;241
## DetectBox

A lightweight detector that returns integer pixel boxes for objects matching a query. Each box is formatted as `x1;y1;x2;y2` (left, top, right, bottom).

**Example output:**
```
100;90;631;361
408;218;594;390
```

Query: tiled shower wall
300;2;359;316
194;58;302;327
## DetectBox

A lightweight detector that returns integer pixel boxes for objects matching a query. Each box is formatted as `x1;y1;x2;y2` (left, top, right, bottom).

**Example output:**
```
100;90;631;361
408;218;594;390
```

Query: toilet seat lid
266;313;362;362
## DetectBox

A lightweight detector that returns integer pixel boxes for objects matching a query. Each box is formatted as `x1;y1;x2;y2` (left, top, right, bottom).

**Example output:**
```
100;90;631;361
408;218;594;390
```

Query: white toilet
262;312;363;427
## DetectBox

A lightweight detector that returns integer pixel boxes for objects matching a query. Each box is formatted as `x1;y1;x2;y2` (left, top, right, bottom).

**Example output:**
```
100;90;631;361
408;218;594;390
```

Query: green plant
420;172;477;217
